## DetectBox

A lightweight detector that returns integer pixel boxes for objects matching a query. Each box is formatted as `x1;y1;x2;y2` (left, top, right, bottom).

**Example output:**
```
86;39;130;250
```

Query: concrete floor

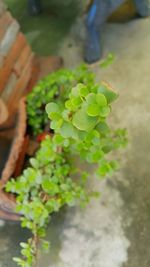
0;14;150;267
60;16;150;267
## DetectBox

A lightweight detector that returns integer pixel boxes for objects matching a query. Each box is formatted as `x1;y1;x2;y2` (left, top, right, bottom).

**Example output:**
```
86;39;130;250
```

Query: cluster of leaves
6;136;89;267
27;64;95;136
46;82;127;177
6;64;127;267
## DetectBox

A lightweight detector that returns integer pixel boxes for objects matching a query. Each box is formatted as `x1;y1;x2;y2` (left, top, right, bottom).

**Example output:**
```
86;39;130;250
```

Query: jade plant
5;64;127;267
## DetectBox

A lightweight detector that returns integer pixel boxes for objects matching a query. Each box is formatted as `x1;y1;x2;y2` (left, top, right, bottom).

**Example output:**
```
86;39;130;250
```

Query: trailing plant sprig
6;136;89;267
6;64;127;267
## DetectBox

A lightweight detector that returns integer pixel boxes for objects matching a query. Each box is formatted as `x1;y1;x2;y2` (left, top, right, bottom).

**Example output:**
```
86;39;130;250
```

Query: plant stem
32;232;39;267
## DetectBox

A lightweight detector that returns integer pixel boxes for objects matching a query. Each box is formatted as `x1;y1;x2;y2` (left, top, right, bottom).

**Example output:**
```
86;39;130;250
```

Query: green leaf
86;93;107;116
70;85;80;97
20;242;28;249
63;139;70;147
99;106;110;117
99;53;115;68
109;160;120;171
102;144;113;153
53;134;64;144
46;102;60;115
78;84;89;97
86;150;104;163
92;150;104;161
13;257;24;263
98;83;118;103
86;93;96;105
50;119;63;130
96;93;107;107
42;240;50;253
30;158;39;169
65;100;74;111
48;112;61;120
42;180;59;195
96;122;110;134
62;110;70;121
71;97;82;108
97;163;110;177
87;103;100;116
60;122;78;139
70;83;88;97
60;183;70;191
72;106;98;131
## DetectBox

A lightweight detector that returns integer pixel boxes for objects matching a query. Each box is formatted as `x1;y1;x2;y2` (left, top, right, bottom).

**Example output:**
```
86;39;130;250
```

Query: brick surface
36;56;63;80
1;73;17;102
0;12;13;41
0;12;14;68
14;45;32;77
0;20;20;58
0;33;27;93
7;53;34;113
0;0;6;17
0;55;3;68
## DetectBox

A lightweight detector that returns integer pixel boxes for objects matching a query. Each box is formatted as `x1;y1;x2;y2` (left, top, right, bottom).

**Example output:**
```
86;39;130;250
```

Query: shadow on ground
5;0;80;55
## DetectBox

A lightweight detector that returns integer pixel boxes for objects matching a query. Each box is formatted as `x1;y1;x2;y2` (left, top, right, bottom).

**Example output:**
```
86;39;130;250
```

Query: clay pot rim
0;99;8;125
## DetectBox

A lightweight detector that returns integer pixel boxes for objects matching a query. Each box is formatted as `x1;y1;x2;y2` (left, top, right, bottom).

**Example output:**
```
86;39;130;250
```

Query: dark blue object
85;0;150;63
134;0;150;17
28;0;42;15
27;0;150;63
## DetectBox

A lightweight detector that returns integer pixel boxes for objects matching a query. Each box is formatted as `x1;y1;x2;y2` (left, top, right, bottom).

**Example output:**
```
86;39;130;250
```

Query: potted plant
5;64;127;267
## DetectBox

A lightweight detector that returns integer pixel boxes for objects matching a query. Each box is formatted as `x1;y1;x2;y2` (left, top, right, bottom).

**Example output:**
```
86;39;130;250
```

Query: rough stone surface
0;15;150;267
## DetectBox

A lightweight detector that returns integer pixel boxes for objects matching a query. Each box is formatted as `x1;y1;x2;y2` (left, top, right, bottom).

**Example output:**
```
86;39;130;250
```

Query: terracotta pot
0;99;8;125
0;98;27;221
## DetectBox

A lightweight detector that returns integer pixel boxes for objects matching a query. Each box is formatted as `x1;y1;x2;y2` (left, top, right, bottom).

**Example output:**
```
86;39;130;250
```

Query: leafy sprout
99;53;115;68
